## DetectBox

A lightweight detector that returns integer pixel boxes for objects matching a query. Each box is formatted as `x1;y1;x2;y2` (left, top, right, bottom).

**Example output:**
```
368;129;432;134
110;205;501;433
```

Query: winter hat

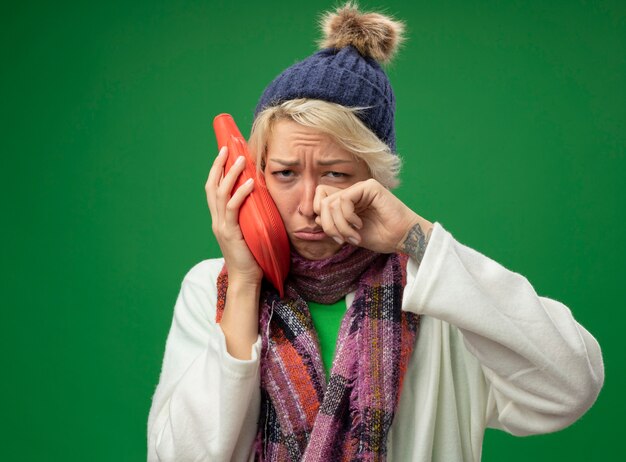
254;2;405;152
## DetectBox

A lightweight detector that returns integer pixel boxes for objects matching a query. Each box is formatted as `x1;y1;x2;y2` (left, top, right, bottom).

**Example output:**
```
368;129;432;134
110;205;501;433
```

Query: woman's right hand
205;146;263;285
206;146;263;359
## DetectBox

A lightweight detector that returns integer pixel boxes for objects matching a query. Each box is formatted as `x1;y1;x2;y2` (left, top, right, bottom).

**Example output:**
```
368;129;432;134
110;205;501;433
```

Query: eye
271;169;294;179
324;171;348;179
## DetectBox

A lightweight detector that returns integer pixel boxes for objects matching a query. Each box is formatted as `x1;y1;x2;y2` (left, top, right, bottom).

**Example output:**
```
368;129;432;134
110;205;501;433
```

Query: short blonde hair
248;98;401;189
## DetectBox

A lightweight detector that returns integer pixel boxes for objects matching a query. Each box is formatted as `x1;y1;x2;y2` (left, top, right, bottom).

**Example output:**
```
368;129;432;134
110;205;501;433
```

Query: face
263;119;371;260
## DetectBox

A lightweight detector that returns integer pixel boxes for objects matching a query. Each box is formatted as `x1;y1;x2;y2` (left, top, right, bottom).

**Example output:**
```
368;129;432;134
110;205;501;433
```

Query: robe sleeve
147;259;261;461
402;222;604;436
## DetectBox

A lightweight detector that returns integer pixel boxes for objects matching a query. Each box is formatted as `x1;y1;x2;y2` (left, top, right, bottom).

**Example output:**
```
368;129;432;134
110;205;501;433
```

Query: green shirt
307;298;347;381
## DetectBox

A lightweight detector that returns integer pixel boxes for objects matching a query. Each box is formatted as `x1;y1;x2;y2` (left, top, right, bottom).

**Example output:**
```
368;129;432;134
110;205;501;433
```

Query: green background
2;0;623;460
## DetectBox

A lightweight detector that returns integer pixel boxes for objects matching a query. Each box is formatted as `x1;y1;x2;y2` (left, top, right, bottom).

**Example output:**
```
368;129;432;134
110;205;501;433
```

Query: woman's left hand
313;178;433;254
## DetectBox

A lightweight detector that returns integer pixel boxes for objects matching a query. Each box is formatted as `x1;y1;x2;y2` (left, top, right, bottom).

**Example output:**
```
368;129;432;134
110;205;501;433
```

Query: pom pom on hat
254;2;405;152
319;1;405;64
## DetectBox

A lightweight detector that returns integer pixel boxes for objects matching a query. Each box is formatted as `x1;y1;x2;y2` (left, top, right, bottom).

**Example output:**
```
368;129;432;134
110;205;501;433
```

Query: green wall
2;0;623;460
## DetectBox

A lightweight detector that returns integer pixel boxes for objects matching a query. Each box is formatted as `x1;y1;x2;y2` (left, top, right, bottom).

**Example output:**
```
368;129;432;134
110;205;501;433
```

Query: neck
286;244;382;303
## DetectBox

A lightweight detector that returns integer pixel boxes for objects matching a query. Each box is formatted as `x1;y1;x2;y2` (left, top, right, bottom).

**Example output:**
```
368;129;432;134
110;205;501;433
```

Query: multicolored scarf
216;244;419;461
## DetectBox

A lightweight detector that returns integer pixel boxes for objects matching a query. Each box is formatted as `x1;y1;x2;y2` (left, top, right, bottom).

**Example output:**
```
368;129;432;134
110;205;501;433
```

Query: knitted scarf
216;245;419;461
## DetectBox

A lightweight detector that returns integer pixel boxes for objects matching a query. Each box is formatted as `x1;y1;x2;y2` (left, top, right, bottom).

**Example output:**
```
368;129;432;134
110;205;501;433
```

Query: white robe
147;222;604;461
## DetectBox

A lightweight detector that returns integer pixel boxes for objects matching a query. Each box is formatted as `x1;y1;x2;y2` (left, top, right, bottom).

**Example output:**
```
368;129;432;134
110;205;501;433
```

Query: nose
297;179;317;218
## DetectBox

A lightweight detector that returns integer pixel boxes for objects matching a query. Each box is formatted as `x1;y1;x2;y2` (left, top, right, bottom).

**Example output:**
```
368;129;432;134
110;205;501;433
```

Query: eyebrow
267;158;352;167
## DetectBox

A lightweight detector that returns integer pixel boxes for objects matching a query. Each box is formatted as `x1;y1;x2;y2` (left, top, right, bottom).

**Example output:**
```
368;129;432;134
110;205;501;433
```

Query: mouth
292;227;328;241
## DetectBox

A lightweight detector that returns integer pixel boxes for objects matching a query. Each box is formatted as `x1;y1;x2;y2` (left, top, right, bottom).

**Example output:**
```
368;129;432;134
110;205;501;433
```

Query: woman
148;3;603;461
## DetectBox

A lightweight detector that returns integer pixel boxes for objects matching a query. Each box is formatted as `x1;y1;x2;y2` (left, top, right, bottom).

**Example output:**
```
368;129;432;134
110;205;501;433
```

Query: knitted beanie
254;2;405;153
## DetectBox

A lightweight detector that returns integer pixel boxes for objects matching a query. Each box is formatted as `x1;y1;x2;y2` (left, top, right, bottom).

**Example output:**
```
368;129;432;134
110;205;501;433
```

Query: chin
292;241;342;261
